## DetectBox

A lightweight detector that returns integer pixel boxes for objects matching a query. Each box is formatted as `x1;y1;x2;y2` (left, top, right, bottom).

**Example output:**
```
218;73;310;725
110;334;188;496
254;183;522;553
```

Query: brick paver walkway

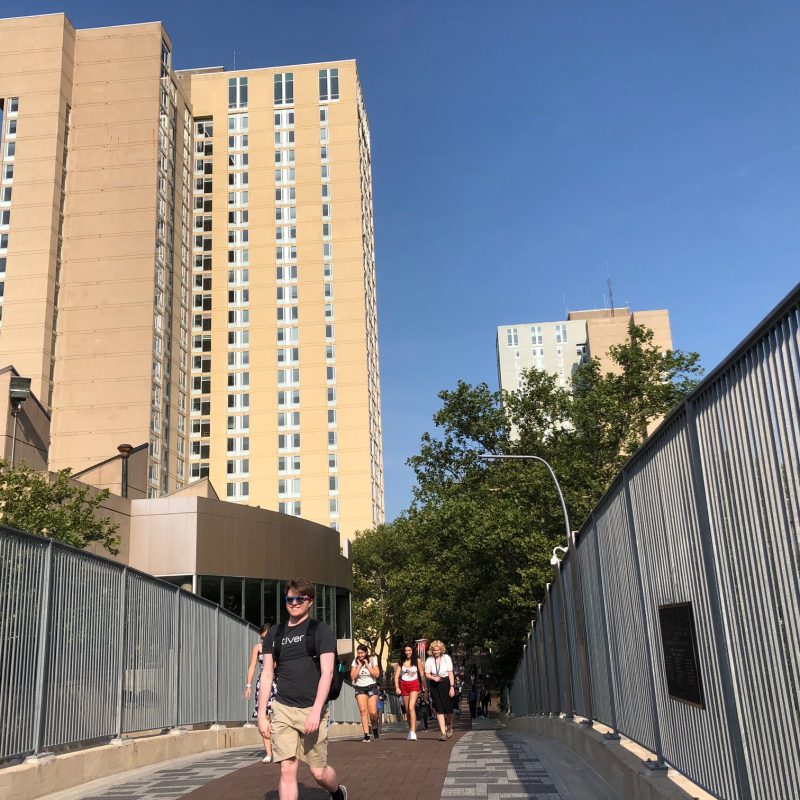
51;716;575;799
75;748;266;800
184;725;462;800
445;730;563;799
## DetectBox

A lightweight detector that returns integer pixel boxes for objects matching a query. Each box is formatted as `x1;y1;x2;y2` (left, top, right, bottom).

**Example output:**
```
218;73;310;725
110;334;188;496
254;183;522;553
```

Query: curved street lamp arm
478;453;572;546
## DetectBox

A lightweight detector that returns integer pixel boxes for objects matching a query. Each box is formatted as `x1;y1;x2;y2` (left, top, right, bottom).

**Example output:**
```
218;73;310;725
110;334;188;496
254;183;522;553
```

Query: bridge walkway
41;715;617;800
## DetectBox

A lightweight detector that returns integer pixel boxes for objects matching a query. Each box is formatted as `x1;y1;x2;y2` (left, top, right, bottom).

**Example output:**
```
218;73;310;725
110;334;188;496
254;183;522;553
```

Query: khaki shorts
271;700;329;768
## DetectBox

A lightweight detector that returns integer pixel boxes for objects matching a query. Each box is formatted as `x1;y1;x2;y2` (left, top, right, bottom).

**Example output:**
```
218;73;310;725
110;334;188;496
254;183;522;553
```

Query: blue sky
8;1;800;520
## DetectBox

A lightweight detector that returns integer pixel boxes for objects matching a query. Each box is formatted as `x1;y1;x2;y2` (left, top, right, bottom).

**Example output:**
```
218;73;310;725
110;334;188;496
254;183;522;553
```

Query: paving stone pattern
443;730;563;799
77;748;265;800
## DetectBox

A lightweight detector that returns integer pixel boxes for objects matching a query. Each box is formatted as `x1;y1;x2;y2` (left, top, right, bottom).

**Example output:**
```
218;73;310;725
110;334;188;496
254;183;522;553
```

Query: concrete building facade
497;307;673;394
0;13;383;544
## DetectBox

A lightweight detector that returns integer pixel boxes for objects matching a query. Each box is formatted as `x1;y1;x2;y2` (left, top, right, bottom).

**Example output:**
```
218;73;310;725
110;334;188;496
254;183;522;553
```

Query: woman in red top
394;643;427;741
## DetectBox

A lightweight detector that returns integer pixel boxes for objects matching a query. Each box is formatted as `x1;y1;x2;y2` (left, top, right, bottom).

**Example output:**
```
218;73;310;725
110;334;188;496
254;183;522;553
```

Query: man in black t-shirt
257;578;346;800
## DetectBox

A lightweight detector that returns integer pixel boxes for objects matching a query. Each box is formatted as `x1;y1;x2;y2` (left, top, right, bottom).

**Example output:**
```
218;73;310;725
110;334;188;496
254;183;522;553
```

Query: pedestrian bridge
2;283;798;800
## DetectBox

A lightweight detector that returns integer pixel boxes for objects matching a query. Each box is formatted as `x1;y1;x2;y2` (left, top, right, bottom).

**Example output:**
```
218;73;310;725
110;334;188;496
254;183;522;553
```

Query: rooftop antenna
607;277;615;316
562;293;568;318
233;49;236;71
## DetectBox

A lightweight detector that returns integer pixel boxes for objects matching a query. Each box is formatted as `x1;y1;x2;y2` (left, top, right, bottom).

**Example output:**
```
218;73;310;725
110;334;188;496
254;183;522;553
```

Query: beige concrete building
497;306;673;394
0;12;384;544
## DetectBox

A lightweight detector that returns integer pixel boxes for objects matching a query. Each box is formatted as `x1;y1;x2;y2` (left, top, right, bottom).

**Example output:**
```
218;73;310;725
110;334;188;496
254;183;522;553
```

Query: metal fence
0;526;360;763
509;283;800;800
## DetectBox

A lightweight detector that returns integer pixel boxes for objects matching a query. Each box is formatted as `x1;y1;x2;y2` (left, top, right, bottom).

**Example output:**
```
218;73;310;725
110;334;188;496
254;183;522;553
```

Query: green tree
353;324;702;685
0;460;120;554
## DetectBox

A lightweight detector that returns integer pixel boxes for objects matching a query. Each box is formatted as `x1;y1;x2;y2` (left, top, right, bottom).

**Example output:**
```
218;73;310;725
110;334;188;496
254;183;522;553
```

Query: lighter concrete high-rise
0;13;384;543
496;307;672;394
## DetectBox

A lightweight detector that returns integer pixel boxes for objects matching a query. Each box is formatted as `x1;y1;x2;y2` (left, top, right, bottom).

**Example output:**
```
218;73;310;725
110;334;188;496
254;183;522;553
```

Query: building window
228;77;248;110
274;110;295;128
555;323;568;344
506;327;518;347
319;68;339;102
531;325;543;345
274;72;294;105
278;455;301;474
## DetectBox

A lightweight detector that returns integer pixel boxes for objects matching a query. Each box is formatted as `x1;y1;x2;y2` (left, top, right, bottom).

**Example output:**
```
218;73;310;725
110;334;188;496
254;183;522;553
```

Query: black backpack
271;618;347;702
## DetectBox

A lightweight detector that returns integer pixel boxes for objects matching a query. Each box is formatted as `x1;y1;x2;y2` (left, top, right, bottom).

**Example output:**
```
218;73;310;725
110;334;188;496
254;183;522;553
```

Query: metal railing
509;283;800;800
0;526;360;763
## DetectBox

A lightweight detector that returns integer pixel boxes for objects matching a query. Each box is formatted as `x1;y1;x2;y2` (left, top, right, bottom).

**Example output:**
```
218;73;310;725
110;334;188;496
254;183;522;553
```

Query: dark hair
285;577;315;600
356;643;370;656
259;623;270;637
401;643;415;665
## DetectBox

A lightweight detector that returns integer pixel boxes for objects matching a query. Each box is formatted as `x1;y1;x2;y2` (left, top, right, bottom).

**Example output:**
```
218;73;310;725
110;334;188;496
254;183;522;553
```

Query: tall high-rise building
0;13;384;543
496;307;672;394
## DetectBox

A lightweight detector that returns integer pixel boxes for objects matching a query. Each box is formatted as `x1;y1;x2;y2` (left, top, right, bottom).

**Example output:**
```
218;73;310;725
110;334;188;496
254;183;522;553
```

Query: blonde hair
429;640;447;654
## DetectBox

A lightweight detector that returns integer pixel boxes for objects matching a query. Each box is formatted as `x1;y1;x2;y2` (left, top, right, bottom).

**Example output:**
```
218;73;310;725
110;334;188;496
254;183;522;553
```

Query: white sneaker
409;731;417;740
405;731;411;740
261;754;272;763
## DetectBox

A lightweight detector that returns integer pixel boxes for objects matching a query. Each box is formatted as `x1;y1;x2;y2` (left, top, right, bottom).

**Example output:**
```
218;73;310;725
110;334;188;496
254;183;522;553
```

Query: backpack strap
271;622;287;663
305;618;320;661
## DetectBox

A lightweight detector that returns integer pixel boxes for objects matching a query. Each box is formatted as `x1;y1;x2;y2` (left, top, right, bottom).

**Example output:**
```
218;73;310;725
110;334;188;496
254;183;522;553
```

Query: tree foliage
352;324;702;685
0;460;120;554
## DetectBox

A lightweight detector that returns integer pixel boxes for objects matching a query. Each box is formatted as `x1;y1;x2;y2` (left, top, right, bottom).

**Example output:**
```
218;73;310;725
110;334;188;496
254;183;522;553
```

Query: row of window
227;69;339;111
506;323;571;347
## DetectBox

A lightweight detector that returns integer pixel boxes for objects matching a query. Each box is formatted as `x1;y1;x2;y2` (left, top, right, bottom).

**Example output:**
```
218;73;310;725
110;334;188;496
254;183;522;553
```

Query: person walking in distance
257;579;347;800
480;687;491;718
467;685;478;720
424;640;455;741
394;643;427;741
245;623;276;762
350;644;380;742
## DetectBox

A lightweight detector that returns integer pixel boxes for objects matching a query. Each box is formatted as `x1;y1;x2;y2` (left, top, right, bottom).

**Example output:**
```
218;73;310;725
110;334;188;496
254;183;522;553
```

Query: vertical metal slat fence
509;283;800;800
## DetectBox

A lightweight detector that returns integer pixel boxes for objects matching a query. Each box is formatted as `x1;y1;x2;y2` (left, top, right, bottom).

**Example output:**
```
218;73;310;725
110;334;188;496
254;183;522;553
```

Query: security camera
550;546;568;566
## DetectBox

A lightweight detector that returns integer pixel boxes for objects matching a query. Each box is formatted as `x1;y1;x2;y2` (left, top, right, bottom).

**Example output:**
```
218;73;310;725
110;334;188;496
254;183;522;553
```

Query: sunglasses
286;595;310;605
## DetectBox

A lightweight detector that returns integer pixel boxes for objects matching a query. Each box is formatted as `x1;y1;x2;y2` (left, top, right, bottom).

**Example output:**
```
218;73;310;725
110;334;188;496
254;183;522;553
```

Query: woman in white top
424;640;455;741
350;643;381;742
394;643;427;741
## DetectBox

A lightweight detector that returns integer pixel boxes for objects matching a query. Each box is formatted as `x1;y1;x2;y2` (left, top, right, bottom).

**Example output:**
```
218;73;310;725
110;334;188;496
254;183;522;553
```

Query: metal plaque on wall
657;602;705;709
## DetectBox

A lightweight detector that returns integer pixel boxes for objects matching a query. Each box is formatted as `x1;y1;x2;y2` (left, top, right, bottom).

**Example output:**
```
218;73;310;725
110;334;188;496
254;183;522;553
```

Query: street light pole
480;452;588;722
478;454;572;546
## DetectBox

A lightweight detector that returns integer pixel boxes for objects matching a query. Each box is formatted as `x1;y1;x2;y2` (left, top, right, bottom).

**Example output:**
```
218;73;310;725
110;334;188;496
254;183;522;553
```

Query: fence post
684;399;753;799
553;569;575;718
527;625;539;713
29;539;54;759
171;587;181;731
214;606;220;725
113;567;129;741
545;586;563;716
521;643;531;715
591;514;620;738
622;471;666;769
569;538;595;725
